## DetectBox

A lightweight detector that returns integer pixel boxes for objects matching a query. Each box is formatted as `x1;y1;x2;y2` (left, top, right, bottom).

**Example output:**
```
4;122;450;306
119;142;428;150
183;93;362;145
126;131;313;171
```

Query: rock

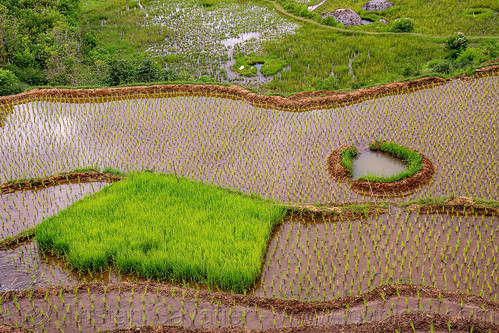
379;19;389;24
362;0;394;12
323;8;362;27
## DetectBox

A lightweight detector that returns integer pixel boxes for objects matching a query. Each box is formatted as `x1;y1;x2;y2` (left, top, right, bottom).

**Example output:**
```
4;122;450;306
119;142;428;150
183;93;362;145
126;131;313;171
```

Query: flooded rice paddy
145;0;297;83
1;77;497;204
0;183;107;240
255;209;499;301
1;288;495;331
351;150;408;179
1;77;498;330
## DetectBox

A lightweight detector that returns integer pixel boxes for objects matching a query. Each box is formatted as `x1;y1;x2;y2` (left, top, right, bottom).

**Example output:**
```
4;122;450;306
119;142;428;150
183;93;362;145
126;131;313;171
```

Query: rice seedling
36;172;286;293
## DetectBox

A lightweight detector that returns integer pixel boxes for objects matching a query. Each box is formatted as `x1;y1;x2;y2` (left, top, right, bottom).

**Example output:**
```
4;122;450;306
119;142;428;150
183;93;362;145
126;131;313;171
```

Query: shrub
135;59;160;83
0;69;24;96
316;75;339;91
320;16;338;27
161;69;183;81
445;33;468;59
390;18;414;33
106;59;135;86
455;47;486;68
433;61;452;74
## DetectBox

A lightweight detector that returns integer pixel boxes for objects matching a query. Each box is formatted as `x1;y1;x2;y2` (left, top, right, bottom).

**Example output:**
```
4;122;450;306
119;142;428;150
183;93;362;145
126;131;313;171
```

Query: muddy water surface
0;183;108;240
352;150;407;179
254;209;499;301
1;288;496;332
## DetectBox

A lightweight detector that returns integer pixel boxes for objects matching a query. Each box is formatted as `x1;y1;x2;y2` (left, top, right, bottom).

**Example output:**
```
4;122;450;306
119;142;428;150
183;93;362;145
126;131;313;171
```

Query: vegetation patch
340;146;358;177
36;172;286;293
358;140;422;183
462;8;495;19
232;54;287;77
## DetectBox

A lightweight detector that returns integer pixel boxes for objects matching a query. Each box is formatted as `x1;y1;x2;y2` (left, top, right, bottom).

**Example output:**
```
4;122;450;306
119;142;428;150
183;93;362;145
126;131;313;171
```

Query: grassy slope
42;0;497;95
318;0;499;36
259;24;447;94
36;173;286;293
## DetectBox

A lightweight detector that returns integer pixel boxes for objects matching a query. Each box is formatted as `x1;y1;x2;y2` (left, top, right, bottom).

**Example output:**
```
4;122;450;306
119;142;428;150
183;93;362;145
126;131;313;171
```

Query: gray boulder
323;8;362;27
362;0;394;11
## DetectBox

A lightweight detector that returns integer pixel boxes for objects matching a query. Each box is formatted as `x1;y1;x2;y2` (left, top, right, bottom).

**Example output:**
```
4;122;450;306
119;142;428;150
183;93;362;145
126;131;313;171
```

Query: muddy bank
282;205;388;222
1;282;497;314
2;313;497;332
327;145;435;196
0;228;35;250
406;196;499;216
0;66;497;112
0;171;122;195
106;313;499;332
1;282;498;331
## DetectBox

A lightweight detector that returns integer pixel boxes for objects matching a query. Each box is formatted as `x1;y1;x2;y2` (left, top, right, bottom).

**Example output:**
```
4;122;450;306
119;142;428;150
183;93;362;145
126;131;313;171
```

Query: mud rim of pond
327;145;435;197
0;64;498;113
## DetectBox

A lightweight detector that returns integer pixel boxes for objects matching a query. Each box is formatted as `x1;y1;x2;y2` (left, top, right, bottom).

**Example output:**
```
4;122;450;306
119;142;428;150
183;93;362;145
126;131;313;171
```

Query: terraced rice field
0;75;498;332
1;77;498;202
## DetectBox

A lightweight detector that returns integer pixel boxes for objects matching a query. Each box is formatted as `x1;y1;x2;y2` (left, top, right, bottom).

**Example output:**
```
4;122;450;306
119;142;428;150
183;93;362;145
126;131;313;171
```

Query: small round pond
352;150;408;179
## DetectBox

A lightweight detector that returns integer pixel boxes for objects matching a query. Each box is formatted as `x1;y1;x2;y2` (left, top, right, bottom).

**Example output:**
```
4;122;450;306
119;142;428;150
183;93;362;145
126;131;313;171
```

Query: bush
135;59;160;83
433;61;452;74
315;75;339;91
445;33;468;59
455;47;486;68
161;69;183;81
106;59;136;86
0;69;24;96
390;18;414;33
320;16;338;27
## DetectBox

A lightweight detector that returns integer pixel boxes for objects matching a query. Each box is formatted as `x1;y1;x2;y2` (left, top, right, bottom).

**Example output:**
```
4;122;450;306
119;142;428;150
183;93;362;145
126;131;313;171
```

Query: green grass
232;53;287;77
36;173;287;293
314;0;499;36
5;0;497;95
357;140;423;183
259;24;451;94
340;147;358;176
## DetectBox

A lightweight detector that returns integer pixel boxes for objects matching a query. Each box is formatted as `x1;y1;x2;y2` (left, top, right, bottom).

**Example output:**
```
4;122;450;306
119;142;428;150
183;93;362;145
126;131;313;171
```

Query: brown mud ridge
105;313;499;332
0;171;123;195
406;196;499;216
1;314;497;333
0;65;498;112
327;145;434;196
283;205;388;223
0;228;35;251
1;283;497;315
